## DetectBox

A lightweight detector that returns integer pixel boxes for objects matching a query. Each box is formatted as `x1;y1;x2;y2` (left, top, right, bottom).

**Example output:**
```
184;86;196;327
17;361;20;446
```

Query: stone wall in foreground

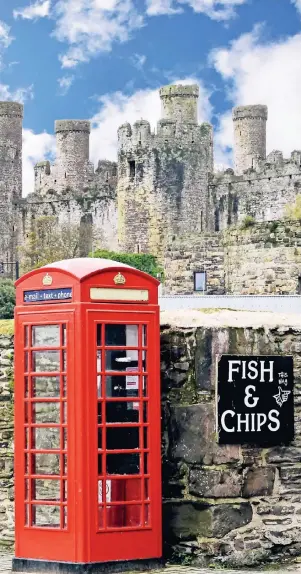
0;326;14;549
160;320;301;567
2;316;301;566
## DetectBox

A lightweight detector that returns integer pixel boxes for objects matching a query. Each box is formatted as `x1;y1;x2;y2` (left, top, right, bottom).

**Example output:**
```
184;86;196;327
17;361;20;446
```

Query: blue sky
0;0;301;194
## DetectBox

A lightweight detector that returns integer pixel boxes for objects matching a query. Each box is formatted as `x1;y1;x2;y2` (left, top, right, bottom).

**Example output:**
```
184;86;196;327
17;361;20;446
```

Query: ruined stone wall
164;220;301;296
164;233;225;294
210;155;301;232
224;220;301;295
18;187;118;257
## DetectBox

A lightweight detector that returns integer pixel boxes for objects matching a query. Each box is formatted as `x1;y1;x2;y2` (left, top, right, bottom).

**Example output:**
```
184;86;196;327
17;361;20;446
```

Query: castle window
112;166;117;177
194;271;206;293
65;172;66;178
106;171;109;182
201;211;203;232
298;277;301;294
136;244;141;253
129;160;136;179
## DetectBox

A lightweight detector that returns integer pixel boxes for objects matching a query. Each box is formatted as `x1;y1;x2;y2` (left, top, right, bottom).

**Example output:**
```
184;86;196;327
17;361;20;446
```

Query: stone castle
1;84;301;294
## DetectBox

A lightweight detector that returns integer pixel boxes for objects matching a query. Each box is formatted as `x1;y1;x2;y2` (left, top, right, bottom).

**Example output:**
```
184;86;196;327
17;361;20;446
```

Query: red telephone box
13;258;162;572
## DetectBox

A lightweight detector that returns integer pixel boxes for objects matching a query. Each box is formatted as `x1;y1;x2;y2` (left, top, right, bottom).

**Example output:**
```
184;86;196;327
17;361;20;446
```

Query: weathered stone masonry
3;313;301;566
2;84;301;280
0;324;14;550
164;220;301;295
161;313;301;566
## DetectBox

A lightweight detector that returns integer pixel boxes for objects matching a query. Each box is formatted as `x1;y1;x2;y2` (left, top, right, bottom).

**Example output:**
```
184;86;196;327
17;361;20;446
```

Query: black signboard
23;288;72;303
217;355;294;446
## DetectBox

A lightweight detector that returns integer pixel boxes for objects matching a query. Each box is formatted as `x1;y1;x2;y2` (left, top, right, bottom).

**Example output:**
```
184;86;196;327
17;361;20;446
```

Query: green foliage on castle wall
241;215;256;229
0;280;15;320
285;194;301;221
90;250;163;280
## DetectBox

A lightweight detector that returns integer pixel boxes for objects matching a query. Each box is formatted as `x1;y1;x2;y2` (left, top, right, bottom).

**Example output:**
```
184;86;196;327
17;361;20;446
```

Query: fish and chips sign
217;356;294;445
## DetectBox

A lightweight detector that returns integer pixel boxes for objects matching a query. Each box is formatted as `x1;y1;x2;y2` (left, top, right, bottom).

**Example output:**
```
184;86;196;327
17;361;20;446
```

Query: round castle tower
0;101;23;198
54;120;91;192
0;101;23;270
233;105;268;175
159;84;199;124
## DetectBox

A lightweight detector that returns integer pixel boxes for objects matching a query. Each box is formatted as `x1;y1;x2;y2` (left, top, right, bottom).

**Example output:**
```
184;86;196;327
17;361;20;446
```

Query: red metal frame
14;260;161;564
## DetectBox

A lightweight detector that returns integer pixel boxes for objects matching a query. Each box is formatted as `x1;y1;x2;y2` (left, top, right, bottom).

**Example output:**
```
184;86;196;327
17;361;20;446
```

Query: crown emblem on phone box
114;272;126;285
42;273;53;286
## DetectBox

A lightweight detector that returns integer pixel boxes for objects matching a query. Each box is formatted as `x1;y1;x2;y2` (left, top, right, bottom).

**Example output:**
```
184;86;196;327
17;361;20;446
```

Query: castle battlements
1;82;301;274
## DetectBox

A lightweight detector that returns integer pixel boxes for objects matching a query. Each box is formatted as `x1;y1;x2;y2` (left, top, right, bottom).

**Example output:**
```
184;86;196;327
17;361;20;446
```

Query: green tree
285;195;301;220
18;216;92;274
0;279;15;319
90;249;163;280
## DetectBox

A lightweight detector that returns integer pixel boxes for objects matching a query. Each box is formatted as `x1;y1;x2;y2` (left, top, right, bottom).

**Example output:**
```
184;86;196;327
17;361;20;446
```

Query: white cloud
13;0;51;20
89;78;212;164
146;0;181;15
0;21;13;48
0;19;13;70
57;75;74;95
22;129;55;196
0;83;34;103
53;0;144;68
292;0;301;15
146;0;246;20
210;25;301;164
131;53;146;69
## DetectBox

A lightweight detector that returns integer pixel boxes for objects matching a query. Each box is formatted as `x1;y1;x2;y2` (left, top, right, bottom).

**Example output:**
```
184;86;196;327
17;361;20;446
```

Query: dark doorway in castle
298;276;301;294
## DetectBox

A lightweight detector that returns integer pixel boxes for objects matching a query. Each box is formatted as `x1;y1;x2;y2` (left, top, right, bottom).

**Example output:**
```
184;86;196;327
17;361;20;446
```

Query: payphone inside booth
13;258;162;572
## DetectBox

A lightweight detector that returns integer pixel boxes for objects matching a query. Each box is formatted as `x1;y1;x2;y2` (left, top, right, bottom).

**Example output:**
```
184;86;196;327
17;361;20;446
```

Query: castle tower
159;84;199;124
54;120;92;193
117;84;213;259
233;105;268;175
0;101;23;196
0;101;23;272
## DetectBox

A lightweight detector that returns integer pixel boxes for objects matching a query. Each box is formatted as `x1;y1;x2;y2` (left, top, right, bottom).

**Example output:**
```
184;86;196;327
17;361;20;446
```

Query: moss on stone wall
0;320;14;336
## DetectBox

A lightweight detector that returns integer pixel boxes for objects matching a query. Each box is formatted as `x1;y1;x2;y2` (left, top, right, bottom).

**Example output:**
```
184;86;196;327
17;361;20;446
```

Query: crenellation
266;150;283;165
291;150;301;166
132;119;151;145
156;118;177;139
117;122;132;149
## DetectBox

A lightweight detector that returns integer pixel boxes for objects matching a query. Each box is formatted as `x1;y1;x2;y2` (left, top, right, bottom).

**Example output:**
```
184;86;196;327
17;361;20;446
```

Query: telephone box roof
15;257;160;285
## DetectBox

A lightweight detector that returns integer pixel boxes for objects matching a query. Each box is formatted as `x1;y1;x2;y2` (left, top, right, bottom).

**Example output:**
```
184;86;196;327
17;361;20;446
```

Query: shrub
285;195;301;221
0;279;15;319
90;250;163;280
241;215;255;229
